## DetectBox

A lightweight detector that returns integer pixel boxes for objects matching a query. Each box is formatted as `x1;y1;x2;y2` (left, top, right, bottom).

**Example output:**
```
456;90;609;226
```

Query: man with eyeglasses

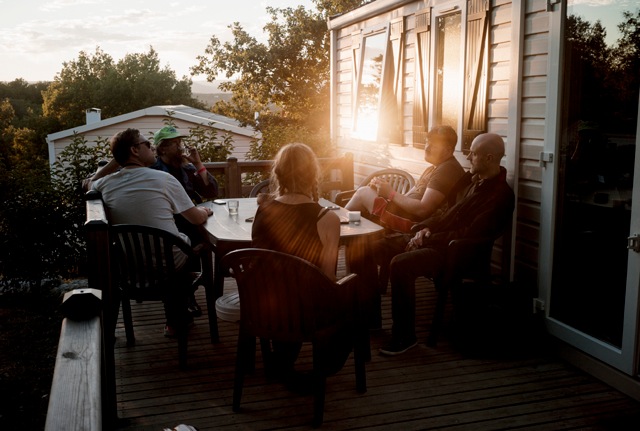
151;125;218;204
379;133;515;355
84;128;212;251
150;126;219;319
83;128;213;337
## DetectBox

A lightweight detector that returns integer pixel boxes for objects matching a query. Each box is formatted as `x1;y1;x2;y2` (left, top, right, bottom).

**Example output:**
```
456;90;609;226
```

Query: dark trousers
389;247;445;340
374;233;411;291
164;272;194;327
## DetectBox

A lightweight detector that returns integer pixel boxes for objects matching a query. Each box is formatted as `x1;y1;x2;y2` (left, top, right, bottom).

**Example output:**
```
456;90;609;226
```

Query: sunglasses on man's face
136;140;152;149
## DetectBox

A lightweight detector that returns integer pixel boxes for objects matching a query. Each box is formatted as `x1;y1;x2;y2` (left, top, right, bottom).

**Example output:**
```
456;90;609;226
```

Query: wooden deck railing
203;153;354;198
45;290;103;431
46;153;355;429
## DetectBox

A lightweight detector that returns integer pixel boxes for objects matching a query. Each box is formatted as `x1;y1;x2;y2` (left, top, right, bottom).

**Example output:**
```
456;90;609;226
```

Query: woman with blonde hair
252;143;340;279
251;143;347;391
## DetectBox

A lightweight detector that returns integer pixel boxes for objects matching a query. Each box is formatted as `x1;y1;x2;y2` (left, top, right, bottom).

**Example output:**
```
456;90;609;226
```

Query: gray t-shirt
92;167;195;267
407;156;465;201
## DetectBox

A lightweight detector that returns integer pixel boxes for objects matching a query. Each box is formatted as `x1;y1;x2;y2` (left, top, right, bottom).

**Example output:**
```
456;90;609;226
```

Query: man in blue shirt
151;125;219;319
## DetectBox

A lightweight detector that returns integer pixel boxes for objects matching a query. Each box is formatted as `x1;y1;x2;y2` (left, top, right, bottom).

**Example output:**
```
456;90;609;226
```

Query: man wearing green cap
151;125;219;204
151;125;219;319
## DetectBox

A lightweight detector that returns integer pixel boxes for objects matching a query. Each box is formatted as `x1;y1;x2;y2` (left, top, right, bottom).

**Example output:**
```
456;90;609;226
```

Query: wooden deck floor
112;256;640;430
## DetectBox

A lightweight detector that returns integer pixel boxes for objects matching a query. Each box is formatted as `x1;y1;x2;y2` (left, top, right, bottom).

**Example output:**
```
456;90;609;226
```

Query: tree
0;79;49;122
0;81;54;165
566;15;611;69
611;9;640;132
192;0;367;159
42;47;205;130
565;15;613;122
613;9;640;72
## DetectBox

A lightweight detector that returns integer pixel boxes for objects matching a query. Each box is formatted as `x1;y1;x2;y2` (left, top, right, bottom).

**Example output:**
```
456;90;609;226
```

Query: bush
0;134;109;289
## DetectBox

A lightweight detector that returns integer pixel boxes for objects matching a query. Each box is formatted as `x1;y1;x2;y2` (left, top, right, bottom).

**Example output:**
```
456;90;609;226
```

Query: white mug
348;211;361;223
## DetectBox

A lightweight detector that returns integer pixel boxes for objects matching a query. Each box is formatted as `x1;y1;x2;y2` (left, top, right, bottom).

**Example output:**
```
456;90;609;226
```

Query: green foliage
0;81;60;166
0;160;74;288
184;123;235;163
153;112;236;162
610;9;640;132
312;0;368;15
566;9;640;133
0;49;232;288
247;116;331;161
193;7;329;127
613;9;640;72
183;122;236;191
192;1;369;159
0;79;49;122
566;15;611;68
0;134;109;289
42;47;205;130
51;133;111;196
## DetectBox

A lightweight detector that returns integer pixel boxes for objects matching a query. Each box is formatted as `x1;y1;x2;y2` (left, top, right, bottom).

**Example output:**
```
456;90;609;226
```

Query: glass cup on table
227;200;239;216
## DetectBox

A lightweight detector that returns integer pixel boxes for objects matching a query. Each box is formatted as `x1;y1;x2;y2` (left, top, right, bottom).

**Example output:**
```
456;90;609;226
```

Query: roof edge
46;105;259;141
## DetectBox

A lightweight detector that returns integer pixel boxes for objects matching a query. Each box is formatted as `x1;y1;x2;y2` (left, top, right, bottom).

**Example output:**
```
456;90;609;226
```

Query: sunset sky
0;0;314;82
0;0;635;83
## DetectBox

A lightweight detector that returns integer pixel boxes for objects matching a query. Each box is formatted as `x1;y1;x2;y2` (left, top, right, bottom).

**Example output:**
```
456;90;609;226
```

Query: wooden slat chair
333;168;416;207
111;224;204;369
222;248;367;427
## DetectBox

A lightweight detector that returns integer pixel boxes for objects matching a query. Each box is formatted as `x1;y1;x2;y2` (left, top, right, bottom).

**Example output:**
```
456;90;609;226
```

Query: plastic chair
111;224;203;369
333;168;415;207
222;248;367;427
249;179;271;197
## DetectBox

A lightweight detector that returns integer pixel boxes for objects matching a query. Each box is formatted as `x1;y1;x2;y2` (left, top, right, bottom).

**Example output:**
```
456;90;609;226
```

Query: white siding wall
333;2;429;186
514;0;549;281
330;0;551;282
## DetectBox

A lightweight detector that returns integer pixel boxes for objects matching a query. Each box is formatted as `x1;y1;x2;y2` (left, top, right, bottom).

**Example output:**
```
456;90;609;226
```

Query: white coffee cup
348;211;361;223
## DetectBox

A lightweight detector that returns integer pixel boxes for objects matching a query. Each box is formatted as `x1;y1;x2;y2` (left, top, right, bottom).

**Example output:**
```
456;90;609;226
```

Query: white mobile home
46;104;259;165
328;0;640;398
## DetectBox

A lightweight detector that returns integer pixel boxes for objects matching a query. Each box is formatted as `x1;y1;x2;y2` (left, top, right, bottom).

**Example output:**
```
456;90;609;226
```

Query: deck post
226;157;243;197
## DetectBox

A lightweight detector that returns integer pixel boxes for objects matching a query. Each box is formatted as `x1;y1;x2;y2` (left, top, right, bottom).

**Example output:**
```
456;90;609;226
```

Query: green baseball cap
153;126;187;145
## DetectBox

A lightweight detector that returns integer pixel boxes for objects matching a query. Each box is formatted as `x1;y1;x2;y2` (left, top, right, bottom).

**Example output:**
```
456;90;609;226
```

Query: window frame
351;18;405;143
412;0;491;152
430;4;466;143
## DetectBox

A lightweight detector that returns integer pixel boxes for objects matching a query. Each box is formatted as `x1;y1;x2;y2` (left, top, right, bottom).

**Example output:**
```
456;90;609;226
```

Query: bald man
380;133;515;356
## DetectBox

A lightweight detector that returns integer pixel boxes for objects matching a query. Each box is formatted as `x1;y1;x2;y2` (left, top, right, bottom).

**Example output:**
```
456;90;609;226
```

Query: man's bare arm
82;159;120;191
377;180;446;219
